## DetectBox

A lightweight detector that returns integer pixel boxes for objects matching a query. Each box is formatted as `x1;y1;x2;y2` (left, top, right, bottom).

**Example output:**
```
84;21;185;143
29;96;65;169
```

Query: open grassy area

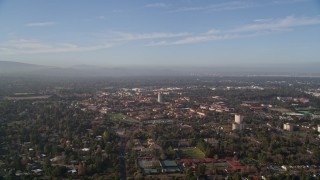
181;148;205;158
5;95;51;100
110;113;127;120
269;108;292;113
7;120;24;126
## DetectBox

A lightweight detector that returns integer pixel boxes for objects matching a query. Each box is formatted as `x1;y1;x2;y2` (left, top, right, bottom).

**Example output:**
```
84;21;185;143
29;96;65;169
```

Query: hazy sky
0;0;320;67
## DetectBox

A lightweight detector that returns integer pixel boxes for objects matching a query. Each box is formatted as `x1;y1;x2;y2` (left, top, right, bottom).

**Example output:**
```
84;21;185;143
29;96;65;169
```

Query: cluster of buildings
277;97;310;104
69;85;320;178
137;157;249;175
137;159;181;175
75;88;233;122
283;123;320;133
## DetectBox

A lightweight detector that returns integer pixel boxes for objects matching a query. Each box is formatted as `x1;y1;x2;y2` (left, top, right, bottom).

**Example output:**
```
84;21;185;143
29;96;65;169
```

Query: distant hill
0;61;80;77
0;61;186;77
0;61;319;77
0;61;43;68
0;61;46;74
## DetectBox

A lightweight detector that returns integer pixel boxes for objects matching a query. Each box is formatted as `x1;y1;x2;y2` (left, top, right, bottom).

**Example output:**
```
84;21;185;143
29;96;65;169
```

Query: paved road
118;142;127;180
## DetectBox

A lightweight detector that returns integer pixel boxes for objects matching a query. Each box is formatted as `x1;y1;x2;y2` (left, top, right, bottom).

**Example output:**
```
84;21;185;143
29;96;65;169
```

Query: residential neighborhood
0;76;320;179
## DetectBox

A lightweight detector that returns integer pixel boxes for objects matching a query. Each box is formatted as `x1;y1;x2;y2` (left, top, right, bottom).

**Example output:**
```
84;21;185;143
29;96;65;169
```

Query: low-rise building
283;123;293;131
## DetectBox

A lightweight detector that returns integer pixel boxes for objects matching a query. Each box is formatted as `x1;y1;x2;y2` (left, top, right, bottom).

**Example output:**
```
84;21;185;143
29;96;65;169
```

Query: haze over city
0;0;320;70
2;1;320;179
